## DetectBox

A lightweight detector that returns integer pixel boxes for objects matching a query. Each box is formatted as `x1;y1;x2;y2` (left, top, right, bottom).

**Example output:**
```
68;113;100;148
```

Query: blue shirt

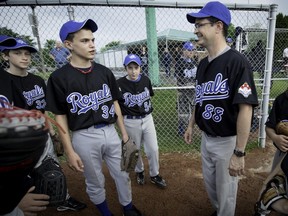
50;47;70;64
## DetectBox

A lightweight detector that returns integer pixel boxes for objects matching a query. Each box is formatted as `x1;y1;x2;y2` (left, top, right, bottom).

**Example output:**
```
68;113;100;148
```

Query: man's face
194;18;215;47
56;41;62;48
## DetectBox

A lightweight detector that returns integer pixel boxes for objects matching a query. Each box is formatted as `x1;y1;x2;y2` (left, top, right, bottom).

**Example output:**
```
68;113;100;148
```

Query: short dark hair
65;27;92;42
207;17;228;38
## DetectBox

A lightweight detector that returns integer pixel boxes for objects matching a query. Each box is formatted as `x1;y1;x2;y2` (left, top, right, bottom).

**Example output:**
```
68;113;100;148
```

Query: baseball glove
51;133;64;156
30;156;67;207
121;137;139;172
275;120;288;136
0;107;48;214
254;174;287;215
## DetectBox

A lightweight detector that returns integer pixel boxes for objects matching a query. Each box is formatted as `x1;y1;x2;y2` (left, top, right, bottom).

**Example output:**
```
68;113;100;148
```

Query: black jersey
117;75;154;116
0;69;46;112
0;68;14;108
194;49;258;137
7;72;46;113
46;62;121;131
266;90;288;129
175;57;197;86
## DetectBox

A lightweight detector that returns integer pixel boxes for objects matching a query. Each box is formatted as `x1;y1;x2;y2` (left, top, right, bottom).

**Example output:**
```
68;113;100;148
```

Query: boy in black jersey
0;37;86;215
175;41;198;136
117;54;167;188
184;2;258;216
46;19;143;216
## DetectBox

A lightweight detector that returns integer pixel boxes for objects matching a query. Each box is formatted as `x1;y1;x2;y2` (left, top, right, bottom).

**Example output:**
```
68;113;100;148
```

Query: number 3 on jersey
202;104;224;122
102;104;115;119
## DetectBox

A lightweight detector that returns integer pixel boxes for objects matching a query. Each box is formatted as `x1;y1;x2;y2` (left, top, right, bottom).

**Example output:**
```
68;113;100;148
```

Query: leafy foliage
100;41;121;52
42;39;56;67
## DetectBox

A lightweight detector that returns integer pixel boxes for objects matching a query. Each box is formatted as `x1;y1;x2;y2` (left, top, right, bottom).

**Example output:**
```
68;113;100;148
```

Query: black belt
94;123;108;129
125;114;147;119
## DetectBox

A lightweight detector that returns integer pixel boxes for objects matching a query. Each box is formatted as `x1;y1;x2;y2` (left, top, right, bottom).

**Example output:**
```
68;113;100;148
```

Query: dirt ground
40;140;283;216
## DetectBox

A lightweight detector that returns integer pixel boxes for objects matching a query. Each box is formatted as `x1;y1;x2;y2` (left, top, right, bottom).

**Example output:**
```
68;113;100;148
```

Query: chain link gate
0;2;286;153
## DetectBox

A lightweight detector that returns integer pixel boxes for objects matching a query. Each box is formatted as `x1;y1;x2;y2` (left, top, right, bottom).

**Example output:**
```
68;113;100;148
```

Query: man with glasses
184;2;258;216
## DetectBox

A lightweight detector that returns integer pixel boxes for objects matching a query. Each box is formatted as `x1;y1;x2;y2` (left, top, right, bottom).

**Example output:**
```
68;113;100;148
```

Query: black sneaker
150;175;167;188
136;171;145;185
123;205;143;216
57;197;87;211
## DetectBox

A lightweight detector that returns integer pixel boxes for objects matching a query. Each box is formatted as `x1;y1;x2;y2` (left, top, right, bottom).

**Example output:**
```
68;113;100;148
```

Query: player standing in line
117;54;167;188
174;41;198;136
0;37;87;215
184;2;258;216
46;19;143;216
254;88;288;215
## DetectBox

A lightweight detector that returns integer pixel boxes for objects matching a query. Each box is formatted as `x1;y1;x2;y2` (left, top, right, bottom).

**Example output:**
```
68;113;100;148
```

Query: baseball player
46;19;143;216
0;37;86;215
254;89;288;215
174;41;197;136
117;54;167;188
184;2;258;216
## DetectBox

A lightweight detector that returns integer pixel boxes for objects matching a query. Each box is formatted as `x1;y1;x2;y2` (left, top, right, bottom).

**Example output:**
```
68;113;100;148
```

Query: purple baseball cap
59;19;98;42
123;54;142;66
0;38;37;53
0;35;17;47
183;42;194;51
226;37;233;43
186;1;231;26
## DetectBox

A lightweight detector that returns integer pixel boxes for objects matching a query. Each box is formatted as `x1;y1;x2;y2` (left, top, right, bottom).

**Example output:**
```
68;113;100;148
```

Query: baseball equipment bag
121;137;139;172
275;120;288;136
51;133;64;156
31;156;67;207
0;107;48;214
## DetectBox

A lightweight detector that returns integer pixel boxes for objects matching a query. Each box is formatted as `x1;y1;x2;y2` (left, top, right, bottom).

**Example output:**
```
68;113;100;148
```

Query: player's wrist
233;148;246;157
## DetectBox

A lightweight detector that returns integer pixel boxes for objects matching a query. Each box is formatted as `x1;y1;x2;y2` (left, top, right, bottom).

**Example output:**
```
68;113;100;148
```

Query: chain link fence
1;3;287;152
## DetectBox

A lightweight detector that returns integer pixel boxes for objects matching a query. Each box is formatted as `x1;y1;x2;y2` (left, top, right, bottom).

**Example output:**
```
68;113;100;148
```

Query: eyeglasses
194;22;213;29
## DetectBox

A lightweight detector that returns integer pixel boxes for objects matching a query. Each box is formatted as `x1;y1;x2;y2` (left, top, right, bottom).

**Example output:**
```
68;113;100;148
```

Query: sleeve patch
238;82;252;98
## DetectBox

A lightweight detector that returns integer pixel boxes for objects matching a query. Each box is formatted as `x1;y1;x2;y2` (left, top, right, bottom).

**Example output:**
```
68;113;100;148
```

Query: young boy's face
183;49;194;59
65;29;96;61
126;62;141;81
3;49;32;69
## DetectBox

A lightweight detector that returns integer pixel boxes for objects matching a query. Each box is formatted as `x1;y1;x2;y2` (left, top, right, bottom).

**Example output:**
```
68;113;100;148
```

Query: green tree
42;39;56;67
100;41;121;52
227;23;235;39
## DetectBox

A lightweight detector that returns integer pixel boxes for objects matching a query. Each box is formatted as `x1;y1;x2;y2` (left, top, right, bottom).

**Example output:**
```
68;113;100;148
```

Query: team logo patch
238;82;252;98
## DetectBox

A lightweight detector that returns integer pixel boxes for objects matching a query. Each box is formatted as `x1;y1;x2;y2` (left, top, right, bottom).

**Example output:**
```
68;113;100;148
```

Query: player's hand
274;135;288;152
184;126;193;144
18;186;50;216
228;154;245;177
67;151;84;172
